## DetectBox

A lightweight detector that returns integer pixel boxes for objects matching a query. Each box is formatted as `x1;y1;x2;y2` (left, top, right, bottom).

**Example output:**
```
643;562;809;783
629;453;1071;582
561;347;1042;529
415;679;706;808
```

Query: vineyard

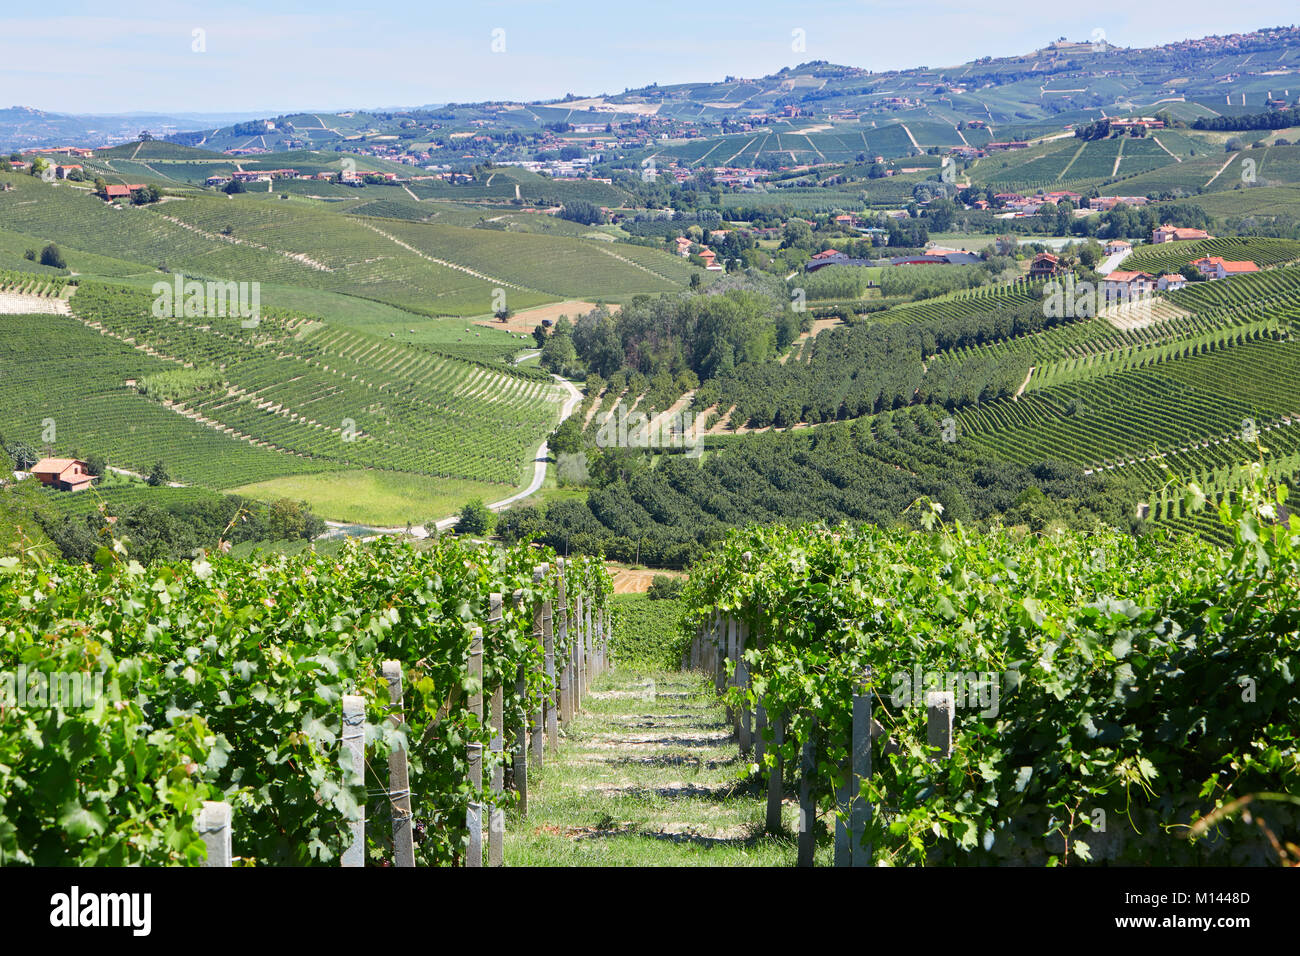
1124;237;1300;275
0;536;611;866
62;282;565;487
680;477;1300;865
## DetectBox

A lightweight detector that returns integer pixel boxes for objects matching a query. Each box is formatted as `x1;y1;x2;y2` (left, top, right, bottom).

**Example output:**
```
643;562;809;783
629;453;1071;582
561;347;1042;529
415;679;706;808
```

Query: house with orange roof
1191;256;1259;279
30;458;94;492
1103;269;1157;296
1152;224;1212;244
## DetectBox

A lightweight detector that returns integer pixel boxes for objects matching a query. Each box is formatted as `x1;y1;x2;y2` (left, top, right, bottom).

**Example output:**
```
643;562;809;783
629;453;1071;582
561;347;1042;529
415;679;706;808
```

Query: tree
85;453;108;481
6;440;39;470
268;498;306;540
548;418;584;456
146;461;170;487
496;505;543;544
39;243;66;269
559;200;604;226
131;184;161;205
224;179;246;195
455;498;495;535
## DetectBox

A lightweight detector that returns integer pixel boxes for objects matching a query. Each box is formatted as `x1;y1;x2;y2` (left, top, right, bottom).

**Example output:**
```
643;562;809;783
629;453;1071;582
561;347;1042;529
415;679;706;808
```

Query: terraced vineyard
0;269;70;297
65;282;566;486
1124;236;1300;275
955;340;1300;472
1166;262;1300;310
0;311;338;488
869;277;1047;326
0;173;700;317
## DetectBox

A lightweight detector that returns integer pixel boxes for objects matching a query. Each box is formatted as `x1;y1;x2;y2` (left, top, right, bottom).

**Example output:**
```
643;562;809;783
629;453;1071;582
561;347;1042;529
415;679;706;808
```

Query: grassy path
504;668;826;865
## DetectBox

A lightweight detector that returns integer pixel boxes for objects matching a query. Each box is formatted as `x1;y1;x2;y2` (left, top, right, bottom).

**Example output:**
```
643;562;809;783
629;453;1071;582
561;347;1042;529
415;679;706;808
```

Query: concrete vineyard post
851;673;874;867
198;801;232;867
765;711;784;836
510;589;529;816
797;718;818;867
488;594;505;868
573;590;583;710
927;690;954;760
554;562;569;741
382;660;415;868
341;694;366;867
467;626;484;868
532;564;549;763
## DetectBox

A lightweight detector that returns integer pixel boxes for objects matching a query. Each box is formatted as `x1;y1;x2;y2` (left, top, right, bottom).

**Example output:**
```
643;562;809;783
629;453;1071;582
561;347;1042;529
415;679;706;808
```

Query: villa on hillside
30;458;94;492
1103;269;1158;296
1191;255;1259;279
1157;273;1187;291
1152;224;1212;243
1104;239;1132;255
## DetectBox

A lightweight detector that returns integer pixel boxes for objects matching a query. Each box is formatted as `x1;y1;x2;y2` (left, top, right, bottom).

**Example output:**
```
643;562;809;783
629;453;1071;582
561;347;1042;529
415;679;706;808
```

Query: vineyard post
554;562;570;740
851;672;873;867
467;626;484;868
753;622;766;763
197;801;232;867
927;691;954;760
574;582;585;712
510;589;529;816
382;660;415;868
765;711;784;835
737;621;752;755
797;718;818;867
341;694;366;867
834;771;850;867
585;594;593;686
532;564;549;764
488;594;505;868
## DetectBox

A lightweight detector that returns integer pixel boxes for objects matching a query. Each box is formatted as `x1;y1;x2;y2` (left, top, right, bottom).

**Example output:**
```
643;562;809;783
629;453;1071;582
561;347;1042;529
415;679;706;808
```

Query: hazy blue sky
1;1;1295;114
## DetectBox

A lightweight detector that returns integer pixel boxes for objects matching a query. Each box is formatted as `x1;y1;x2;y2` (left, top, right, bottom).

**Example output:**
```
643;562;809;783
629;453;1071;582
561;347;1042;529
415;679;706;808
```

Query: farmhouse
1103;269;1157;296
30;458;94;492
1157;273;1187;290
1092;195;1149;211
102;184;146;200
54;164;83;179
1152;224;1212;243
1103;239;1132;255
1028;252;1065;277
1190;256;1259;279
697;249;722;270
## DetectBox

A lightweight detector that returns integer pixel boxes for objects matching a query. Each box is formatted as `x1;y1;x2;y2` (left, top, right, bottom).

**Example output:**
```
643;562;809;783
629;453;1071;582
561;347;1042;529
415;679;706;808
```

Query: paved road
318;374;583;541
1097;247;1132;275
433;373;583;531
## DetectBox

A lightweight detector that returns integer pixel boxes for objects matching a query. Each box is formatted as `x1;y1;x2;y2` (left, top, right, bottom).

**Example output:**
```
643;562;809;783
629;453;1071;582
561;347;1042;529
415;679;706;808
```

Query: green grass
226;469;516;526
502;669;830;866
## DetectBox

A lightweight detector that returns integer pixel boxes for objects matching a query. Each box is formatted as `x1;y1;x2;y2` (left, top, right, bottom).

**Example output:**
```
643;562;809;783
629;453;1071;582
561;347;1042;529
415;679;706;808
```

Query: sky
1;1;1297;116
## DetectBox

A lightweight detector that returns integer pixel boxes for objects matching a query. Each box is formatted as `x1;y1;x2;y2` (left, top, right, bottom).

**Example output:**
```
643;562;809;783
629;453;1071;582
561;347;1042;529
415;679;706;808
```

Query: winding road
322;372;583;540
432;372;583;532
